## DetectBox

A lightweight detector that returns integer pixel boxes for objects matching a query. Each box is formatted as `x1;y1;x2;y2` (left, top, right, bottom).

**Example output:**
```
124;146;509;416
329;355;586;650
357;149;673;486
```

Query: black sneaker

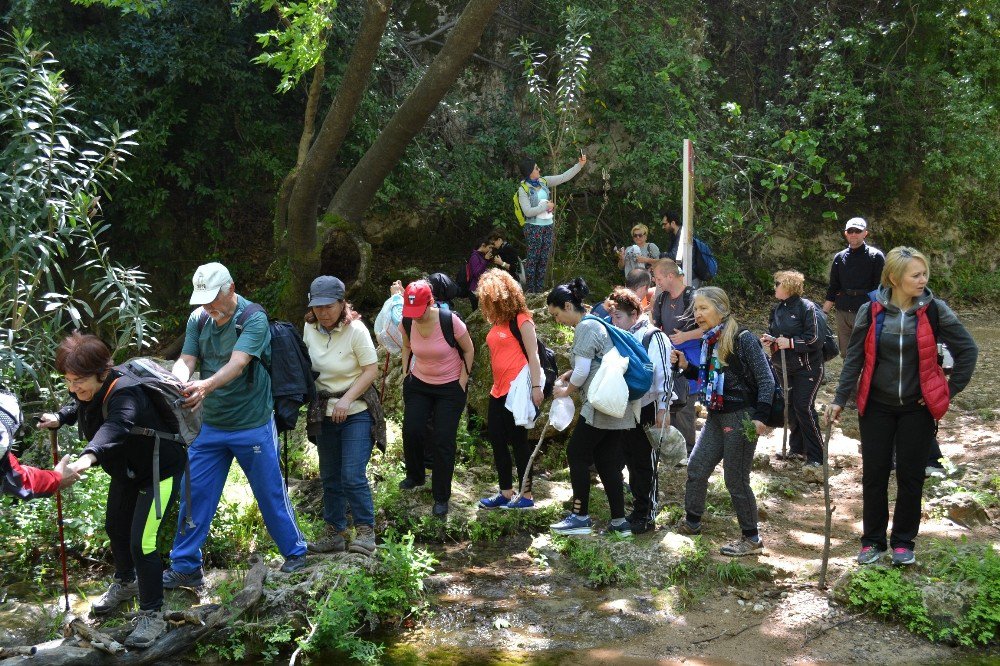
630;518;656;535
398;478;424;491
162;567;204;590
432;502;449;518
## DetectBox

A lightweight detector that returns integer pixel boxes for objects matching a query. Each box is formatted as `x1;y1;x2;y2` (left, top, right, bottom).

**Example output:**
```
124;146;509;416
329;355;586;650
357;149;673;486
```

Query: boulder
926;493;992;528
921;582;977;627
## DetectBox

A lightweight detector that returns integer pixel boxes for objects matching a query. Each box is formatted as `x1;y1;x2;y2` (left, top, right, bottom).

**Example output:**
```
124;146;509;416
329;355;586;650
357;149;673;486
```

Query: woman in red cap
398;280;475;518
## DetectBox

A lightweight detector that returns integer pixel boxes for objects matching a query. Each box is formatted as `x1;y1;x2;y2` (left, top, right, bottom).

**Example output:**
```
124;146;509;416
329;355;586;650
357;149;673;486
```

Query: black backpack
508;318;558;398
806;301;840;362
197;303;317;434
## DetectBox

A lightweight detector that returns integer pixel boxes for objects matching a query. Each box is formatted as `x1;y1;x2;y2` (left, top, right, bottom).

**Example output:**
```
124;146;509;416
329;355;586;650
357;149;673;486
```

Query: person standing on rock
546;277;634;538
823;217;885;357
476;269;544;510
303;276;379;557
517;153;587;293
828;247;977;567
672;287;774;557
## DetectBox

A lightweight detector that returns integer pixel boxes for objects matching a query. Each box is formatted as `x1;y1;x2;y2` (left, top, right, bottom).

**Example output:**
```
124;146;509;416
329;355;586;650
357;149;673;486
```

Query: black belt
841;289;868;296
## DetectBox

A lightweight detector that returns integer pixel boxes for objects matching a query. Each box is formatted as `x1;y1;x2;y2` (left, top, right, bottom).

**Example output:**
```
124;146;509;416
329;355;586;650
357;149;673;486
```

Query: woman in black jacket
38;332;186;649
762;270;824;467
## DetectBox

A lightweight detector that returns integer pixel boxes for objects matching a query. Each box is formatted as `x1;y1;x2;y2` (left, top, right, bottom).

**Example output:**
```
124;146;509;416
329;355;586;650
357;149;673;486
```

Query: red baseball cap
402;281;433;318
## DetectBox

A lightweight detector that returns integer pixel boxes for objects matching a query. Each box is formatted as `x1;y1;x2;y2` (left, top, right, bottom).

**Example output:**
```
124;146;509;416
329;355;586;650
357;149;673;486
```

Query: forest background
4;0;998;340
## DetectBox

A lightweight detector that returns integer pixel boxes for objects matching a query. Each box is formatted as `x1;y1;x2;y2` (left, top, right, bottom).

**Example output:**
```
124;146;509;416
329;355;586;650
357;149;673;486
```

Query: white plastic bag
587;347;630;418
373;294;404;354
505;365;537;428
548;390;575;431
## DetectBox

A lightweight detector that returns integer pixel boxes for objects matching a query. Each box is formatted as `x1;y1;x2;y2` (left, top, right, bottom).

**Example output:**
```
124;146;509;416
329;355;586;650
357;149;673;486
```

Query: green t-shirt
182;296;273;430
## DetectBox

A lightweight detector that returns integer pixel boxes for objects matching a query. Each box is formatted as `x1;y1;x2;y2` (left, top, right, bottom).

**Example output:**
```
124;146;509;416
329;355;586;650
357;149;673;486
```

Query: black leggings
487;395;532;493
623;403;658;521
567;419;626;518
106;475;179;611
402;375;467;503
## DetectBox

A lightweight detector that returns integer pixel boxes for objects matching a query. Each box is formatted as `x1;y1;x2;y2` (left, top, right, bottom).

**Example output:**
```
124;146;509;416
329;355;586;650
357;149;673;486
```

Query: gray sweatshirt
834;286;978;408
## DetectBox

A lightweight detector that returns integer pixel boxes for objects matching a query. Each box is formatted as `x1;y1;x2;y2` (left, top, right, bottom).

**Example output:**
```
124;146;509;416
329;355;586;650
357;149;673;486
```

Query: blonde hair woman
829;247;977;566
671;287;775;557
476;269;544;509
762;270;824;466
616;223;660;276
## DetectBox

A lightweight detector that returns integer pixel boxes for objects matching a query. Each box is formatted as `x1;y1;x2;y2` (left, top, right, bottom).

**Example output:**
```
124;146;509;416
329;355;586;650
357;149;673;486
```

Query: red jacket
2;451;61;499
857;301;950;419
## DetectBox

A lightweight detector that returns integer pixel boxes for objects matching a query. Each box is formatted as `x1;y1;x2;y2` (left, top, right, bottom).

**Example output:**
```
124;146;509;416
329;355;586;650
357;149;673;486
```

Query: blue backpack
693;238;718;280
583;315;654;400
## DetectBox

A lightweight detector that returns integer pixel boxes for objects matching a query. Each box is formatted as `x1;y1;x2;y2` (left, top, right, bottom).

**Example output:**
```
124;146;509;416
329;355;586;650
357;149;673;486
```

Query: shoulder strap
927;299;940;338
439;310;469;374
642;328;657;350
652;291;666;327
682;286;693;309
236;302;266;334
197;310;210;334
100;377;123;421
509;317;529;359
402;317;412;339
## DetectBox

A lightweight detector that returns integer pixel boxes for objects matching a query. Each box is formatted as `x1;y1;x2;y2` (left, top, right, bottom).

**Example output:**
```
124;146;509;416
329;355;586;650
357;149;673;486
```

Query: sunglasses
774;281;782;288
845;228;864;234
632;232;646;238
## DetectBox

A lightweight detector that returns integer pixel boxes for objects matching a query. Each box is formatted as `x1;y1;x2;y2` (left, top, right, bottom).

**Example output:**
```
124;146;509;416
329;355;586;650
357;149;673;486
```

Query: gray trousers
684;409;759;533
834;308;857;358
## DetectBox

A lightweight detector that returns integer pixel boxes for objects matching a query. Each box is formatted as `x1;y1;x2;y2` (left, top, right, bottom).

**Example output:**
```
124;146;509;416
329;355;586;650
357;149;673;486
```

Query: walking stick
780;347;790;459
516;420;549;500
49;429;71;612
818;412;836;589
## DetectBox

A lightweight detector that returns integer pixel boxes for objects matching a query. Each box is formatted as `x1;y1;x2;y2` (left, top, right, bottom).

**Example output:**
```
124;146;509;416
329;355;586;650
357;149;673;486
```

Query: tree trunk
323;0;502;294
278;0;393;315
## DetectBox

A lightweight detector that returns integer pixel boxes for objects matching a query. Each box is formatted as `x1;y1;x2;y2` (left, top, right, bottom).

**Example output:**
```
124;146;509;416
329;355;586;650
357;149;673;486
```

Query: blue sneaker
550;514;593;535
162;567;204;589
502;495;535;509
606;519;633;538
478;493;511;509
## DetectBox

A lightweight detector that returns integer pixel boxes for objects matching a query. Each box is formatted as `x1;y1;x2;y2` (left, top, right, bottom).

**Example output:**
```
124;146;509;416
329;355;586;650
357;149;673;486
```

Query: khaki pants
834;308;858;358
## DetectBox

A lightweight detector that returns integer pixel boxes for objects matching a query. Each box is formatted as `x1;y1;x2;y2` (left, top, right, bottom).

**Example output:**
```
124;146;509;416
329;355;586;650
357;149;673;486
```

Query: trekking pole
49;429;71;612
779;347;789;459
818;411;835;590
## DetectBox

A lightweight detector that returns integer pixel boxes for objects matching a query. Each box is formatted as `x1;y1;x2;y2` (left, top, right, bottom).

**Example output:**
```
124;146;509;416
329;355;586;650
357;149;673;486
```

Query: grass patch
711;559;773;586
551;535;639;587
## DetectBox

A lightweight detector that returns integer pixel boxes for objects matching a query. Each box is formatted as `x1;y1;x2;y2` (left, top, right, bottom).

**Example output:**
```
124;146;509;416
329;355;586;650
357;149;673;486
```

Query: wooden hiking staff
780;348;789;459
49;429;71;612
517;421;548;499
818;410;836;589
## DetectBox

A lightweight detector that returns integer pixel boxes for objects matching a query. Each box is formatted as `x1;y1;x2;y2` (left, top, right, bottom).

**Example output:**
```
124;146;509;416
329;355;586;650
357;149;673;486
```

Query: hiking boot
432;502;449;518
124;610;166;649
502;495;535;509
629;517;656;535
674;518;702;535
308;524;347;553
398;478;424;491
91;578;138;615
550;513;592;536
280;554;307;573
857;545;887;565
161;567;204;590
720;536;764;557
605;519;633;538
348;525;377;557
478;493;511;509
891;547;916;566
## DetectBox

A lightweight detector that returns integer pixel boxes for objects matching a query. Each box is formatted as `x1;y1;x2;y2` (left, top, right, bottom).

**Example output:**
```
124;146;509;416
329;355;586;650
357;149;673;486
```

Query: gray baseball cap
308;276;345;307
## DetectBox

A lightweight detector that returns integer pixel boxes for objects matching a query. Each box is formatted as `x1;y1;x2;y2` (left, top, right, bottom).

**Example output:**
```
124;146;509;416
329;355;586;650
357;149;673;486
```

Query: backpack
455;262;472;298
583;315;654;401
0;387;22;457
692;238;718;281
102;358;201;527
513;178;546;226
642;329;685;409
727;330;786;428
402;309;469;375
198;303;317;435
509;318;559;397
807;301;839;362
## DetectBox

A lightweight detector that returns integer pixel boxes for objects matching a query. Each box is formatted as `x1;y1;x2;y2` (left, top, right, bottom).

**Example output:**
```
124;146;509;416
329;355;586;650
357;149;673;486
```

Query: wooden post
681;139;695;287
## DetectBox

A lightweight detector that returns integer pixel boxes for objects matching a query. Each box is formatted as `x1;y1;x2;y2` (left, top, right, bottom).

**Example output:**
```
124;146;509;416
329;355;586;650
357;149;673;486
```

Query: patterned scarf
698;323;726;411
526;178;543;188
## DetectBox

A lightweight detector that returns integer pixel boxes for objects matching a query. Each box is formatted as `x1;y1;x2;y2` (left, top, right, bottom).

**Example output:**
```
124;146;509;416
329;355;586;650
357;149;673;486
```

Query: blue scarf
526;178;543;188
698;323;726;410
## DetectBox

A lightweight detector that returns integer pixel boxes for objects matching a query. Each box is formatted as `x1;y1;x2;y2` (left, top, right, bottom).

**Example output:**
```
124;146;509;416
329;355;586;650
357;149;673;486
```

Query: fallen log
3;555;267;666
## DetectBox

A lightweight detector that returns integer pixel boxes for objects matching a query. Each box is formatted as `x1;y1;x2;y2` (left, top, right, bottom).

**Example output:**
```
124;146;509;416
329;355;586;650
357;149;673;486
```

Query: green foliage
244;0;337;93
712;560;773;587
845;539;1000;646
301;531;436;663
551;535;638;587
203;499;272;567
0;29;156;389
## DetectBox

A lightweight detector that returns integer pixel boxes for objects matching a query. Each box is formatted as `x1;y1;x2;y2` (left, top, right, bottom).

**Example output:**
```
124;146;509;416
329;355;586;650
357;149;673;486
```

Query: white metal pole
681;139;695;288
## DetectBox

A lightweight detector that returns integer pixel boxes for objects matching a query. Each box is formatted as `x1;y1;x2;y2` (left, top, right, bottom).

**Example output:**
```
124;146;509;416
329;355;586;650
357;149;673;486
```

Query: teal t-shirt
181;296;273;430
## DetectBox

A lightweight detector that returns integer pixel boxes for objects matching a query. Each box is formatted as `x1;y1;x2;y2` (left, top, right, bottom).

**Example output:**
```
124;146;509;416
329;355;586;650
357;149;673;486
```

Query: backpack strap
509;317;529;360
439;309;470;374
652;291;666;328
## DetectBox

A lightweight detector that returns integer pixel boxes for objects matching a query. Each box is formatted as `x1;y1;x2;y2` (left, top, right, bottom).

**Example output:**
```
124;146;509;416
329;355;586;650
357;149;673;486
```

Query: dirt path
388;316;999;664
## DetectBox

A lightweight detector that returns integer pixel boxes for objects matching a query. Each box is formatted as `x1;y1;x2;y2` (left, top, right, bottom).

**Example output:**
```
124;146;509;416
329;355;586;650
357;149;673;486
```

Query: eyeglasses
63;375;92;389
845;228;864;234
774;281;782;288
632;232;646;238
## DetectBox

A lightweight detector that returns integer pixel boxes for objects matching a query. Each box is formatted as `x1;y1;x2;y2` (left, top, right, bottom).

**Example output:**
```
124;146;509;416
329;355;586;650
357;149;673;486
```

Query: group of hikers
0;154;980;650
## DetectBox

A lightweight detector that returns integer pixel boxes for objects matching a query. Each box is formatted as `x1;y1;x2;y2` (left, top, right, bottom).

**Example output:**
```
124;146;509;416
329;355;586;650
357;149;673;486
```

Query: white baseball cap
189;262;233;305
844;217;867;232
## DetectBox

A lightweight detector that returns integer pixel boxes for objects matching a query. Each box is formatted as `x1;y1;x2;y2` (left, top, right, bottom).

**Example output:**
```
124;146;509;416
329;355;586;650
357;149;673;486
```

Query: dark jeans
859;399;934;551
487;394;532;494
567;418;626;518
317;411;374;530
783;364;824;463
402;375;467;503
623;403;658;521
107;475;179;611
